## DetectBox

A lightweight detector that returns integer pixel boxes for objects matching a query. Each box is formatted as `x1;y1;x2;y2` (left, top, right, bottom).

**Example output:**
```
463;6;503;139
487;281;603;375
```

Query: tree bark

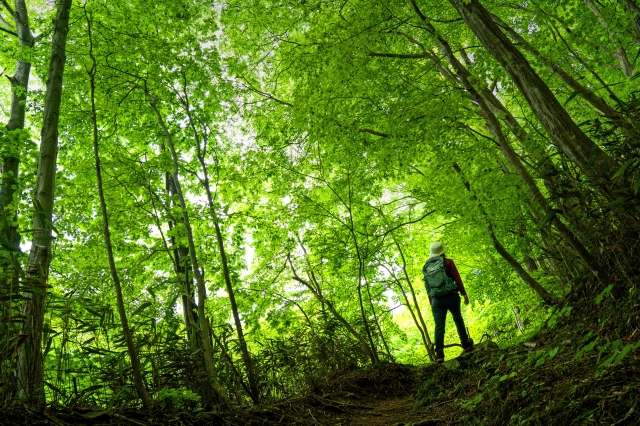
84;8;152;407
0;0;33;296
17;0;72;405
620;0;640;46
407;3;614;287
488;11;622;120
446;0;620;185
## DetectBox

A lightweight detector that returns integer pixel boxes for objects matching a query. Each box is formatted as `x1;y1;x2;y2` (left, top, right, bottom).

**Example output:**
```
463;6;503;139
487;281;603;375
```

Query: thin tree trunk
356;265;379;363
380;224;435;361
444;0;620;186
145;94;229;405
17;0;72;405
451;162;559;305
620;0;640;45
288;254;378;363
488;11;623;120
1;1;34;357
84;9;151;407
583;0;634;76
1;0;33;257
165;174;200;347
363;274;393;361
178;94;260;403
379;261;435;362
345;173;379;363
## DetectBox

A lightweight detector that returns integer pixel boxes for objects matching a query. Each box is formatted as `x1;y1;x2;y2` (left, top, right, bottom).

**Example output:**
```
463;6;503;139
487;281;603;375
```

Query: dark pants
431;292;469;351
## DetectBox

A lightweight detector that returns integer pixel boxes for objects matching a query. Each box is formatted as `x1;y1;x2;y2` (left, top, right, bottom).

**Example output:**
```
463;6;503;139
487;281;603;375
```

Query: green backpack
422;256;458;297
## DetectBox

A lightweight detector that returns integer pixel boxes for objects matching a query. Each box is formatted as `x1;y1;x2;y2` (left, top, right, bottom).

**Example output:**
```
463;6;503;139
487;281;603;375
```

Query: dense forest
1;0;639;424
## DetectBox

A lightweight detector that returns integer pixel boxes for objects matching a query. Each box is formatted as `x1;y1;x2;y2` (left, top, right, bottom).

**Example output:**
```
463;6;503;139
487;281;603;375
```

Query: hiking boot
435;349;444;363
462;337;474;351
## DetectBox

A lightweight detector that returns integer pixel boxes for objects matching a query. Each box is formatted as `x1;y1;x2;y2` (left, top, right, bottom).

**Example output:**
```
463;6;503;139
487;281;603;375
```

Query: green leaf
595;285;613;305
587;144;597;168
131;302;152;317
575;340;598;359
600;351;618;368
541;209;556;226
0;233;19;251
611;159;636;180
614;342;640;364
563;90;582;106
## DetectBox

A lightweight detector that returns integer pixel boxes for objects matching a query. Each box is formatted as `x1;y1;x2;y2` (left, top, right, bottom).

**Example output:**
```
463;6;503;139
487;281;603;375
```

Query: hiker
422;242;474;363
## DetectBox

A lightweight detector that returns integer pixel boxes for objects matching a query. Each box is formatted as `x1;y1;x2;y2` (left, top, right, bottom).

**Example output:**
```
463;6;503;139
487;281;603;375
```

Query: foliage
0;0;638;409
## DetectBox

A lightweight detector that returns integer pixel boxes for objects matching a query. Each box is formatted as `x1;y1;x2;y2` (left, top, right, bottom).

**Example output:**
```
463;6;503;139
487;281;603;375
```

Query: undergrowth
411;277;640;425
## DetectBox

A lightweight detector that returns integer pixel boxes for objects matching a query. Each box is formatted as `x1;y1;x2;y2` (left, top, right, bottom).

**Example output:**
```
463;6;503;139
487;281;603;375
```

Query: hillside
2;283;638;426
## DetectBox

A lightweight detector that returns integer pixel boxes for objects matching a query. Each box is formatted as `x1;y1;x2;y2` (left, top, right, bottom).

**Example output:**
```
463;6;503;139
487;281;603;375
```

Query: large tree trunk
446;0;620;186
17;0;72;405
84;9;152;407
620;0;640;45
1;0;34;293
406;4;613;287
487;11;623;121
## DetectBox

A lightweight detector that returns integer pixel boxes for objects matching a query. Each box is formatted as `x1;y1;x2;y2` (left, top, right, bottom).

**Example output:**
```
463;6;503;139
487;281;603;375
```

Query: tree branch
2;0;15;16
359;128;390;137
0;25;17;37
369;52;428;59
239;76;294;107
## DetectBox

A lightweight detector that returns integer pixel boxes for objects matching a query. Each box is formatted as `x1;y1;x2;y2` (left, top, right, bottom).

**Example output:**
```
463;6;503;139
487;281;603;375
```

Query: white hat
429;242;446;258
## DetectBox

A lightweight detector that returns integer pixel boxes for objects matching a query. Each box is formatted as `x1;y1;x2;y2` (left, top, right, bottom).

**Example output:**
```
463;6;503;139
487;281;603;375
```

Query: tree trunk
488;11;622;120
407;7;613;287
583;0;634;76
446;0;620;186
288;255;378;363
363;274;393;361
17;0;72;405
620;0;640;45
165;174;200;347
180;100;260;403
146;95;229;405
452;163;559;305
84;9;152;407
1;1;34;339
387;231;435;361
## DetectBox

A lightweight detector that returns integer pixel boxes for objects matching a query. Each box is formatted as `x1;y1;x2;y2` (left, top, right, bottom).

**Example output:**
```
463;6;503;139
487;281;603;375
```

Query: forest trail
308;395;435;426
2;308;640;426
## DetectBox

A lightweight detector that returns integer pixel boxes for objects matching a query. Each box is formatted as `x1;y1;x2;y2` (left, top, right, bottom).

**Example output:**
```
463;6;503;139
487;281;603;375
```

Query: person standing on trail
422;242;473;363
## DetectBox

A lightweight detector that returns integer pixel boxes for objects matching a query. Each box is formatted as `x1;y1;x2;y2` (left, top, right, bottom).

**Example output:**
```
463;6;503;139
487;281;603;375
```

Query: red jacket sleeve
444;258;466;296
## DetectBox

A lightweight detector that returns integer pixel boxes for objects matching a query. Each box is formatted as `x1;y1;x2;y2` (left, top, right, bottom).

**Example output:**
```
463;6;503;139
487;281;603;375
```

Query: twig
308;409;321;425
112;413;148;426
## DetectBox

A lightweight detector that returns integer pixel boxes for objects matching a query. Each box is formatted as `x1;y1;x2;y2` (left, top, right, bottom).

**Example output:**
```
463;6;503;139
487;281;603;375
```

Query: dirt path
335;395;434;426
